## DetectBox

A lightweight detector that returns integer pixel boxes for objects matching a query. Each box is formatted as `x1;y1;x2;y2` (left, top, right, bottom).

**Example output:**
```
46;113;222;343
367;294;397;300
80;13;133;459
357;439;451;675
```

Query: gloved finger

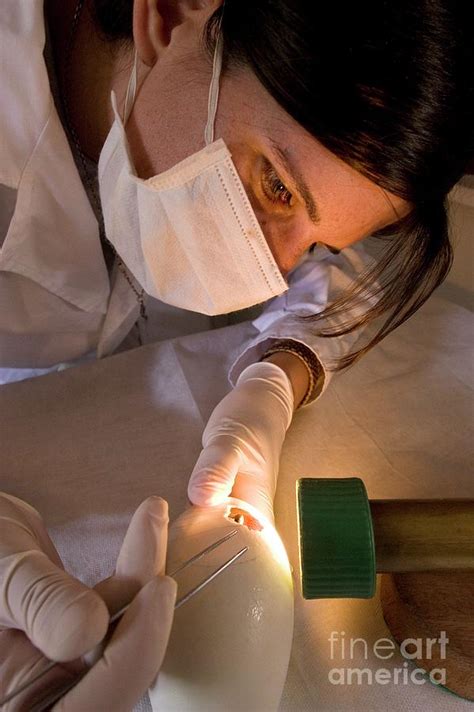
0;493;63;568
94;496;169;616
0;493;105;663
230;471;275;525
116;497;169;580
54;576;177;712
0;549;109;663
187;439;242;507
0;629;78;712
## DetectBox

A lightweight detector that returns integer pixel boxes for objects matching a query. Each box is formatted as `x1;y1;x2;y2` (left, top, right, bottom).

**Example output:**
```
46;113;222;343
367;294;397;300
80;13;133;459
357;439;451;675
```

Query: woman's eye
261;162;293;207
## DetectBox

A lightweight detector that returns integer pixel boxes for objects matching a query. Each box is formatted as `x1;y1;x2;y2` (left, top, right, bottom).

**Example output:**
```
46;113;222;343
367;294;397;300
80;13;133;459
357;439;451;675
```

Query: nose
271;247;305;278
260;233;294;277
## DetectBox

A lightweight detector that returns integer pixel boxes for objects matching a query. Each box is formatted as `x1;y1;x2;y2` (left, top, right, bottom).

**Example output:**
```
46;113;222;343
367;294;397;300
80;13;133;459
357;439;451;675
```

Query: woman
0;0;472;707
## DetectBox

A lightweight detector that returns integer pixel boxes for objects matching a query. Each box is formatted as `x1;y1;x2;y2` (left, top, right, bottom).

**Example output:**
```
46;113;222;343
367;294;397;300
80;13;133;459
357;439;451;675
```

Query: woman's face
123;5;409;276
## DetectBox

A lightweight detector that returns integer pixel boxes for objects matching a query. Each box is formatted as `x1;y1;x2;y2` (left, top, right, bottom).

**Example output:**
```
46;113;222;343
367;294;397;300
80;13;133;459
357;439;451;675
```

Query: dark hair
93;0;474;370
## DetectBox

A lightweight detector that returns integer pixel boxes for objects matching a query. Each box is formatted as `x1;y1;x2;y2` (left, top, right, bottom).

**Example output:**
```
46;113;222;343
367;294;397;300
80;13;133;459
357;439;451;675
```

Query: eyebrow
268;139;321;225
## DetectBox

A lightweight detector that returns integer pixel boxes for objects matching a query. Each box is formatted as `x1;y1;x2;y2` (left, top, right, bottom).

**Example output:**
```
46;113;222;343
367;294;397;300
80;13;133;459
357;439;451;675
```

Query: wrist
261;351;309;410
235;361;294;422
259;340;324;407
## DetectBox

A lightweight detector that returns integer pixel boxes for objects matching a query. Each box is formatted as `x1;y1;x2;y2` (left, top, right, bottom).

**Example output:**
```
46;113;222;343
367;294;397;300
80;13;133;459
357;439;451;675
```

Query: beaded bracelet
259;339;324;407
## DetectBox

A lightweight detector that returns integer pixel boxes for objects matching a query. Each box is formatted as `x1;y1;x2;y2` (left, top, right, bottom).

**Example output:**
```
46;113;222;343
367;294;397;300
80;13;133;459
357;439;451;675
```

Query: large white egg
149;497;294;712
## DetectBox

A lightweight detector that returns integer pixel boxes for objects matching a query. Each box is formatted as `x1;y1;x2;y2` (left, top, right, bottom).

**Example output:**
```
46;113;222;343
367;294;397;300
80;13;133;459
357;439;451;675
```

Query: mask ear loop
204;26;224;145
122;51;139;124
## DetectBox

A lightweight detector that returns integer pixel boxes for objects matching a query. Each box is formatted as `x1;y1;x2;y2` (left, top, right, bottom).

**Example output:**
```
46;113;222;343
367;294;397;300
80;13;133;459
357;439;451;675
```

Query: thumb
187;438;242;507
94;496;169;616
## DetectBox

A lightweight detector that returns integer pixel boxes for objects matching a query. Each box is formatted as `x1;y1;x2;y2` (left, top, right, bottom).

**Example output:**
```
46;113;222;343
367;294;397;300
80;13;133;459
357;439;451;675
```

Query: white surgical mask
98;32;288;316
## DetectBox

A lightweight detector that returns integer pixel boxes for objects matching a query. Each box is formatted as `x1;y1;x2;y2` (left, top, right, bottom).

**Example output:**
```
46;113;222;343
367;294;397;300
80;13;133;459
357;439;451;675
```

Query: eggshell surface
149;498;294;711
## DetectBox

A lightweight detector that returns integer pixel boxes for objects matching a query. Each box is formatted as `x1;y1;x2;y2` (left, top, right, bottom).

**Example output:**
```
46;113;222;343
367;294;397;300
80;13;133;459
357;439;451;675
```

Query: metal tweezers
1;529;246;711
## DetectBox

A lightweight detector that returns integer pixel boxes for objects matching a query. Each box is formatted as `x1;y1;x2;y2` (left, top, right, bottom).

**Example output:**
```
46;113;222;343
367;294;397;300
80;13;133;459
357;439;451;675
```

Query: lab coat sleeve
227;240;380;402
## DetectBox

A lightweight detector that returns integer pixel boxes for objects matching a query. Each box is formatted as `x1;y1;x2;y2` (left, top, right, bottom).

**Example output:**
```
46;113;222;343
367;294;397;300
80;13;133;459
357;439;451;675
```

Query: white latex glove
0;493;177;712
188;362;294;523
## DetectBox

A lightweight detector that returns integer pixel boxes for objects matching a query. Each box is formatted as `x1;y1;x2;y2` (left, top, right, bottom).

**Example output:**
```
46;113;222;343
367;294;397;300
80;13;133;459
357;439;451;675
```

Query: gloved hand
0;493;176;712
187;361;294;523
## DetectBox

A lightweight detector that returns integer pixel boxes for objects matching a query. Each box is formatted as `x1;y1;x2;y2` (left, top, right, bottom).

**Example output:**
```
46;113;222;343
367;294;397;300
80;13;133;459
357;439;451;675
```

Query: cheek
317;217;375;250
316;185;396;249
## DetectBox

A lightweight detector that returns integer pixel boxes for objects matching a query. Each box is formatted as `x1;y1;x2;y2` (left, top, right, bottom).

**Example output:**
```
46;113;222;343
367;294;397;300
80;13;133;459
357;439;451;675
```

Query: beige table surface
1;292;473;712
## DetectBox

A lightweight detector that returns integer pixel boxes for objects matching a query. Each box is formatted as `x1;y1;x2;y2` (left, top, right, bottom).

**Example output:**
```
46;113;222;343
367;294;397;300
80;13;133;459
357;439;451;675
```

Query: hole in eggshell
227;507;264;532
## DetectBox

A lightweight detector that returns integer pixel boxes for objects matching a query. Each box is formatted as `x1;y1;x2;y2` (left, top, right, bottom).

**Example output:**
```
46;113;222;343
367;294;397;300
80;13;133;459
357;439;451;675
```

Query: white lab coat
0;1;379;393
